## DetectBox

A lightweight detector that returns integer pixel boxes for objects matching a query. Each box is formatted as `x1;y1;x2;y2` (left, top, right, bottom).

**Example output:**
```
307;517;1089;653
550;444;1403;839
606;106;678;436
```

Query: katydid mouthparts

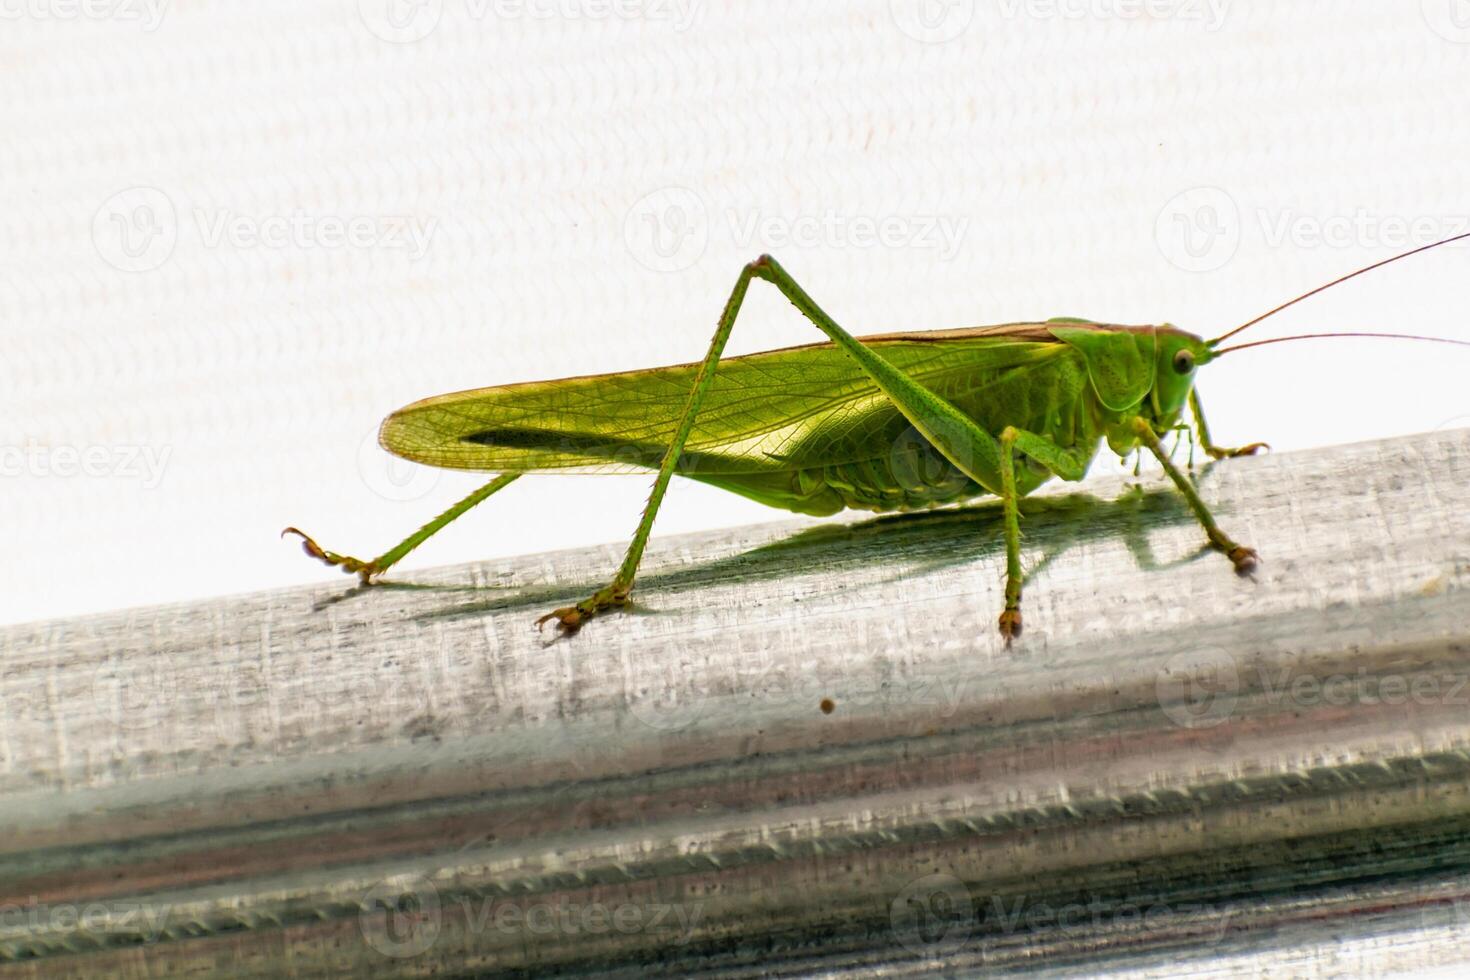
286;233;1470;642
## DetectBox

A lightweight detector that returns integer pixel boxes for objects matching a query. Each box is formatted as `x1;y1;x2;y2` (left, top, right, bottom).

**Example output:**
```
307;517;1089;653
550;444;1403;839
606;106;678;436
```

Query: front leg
536;583;630;631
1190;389;1269;460
1132;417;1258;574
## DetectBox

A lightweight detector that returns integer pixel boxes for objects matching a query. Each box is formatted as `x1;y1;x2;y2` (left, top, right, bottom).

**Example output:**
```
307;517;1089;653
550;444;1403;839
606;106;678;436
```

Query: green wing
380;324;1074;475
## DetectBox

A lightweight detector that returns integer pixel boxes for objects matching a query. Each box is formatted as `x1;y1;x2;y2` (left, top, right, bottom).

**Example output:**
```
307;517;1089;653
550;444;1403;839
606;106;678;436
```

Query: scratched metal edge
7;684;1470;966
3;430;1470;975
7;759;1470;973
3;666;1467;903
2;554;1466;857
2;594;1467;875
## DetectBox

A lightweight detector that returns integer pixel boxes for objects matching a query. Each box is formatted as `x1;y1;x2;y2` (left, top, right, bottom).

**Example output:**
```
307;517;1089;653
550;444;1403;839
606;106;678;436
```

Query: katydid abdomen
692;349;1100;516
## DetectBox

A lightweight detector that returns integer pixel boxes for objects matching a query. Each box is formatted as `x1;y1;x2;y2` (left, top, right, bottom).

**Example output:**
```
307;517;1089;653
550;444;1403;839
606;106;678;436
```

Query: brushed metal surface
3;429;1469;976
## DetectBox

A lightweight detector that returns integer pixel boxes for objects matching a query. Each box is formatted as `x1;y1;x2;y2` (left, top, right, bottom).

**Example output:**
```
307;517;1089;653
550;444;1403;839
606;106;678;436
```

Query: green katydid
285;233;1470;640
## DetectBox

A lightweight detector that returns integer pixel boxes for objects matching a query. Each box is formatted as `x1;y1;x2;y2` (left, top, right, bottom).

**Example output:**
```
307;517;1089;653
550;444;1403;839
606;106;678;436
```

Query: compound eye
1172;349;1195;375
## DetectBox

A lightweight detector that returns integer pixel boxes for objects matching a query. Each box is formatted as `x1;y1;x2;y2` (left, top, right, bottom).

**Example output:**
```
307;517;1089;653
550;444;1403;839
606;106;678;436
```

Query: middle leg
995;426;1096;641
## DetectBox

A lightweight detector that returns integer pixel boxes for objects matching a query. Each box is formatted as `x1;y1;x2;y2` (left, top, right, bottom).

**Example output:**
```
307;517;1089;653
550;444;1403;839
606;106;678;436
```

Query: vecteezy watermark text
998;0;1228;30
889;873;1238;957
0;0;168;30
359;874;706;959
1157;646;1470;729
357;0;700;43
624;186;971;272
0;440;171;489
0;898;173;942
455;898;705;941
1258;208;1470;251
728;210;968;259
1156;188;1470;273
193;209;436;260
93;186;439;273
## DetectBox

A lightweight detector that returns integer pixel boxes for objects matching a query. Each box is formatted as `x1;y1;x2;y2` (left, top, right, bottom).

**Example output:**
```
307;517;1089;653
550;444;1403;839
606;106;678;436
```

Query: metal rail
3;429;1470;977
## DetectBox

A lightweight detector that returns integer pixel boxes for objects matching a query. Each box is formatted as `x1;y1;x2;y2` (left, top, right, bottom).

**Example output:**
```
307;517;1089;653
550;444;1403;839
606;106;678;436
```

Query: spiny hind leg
537;254;875;632
1190;389;1269;461
541;253;1017;634
287;473;520;585
1132;417;1258;574
535;260;767;633
283;528;382;583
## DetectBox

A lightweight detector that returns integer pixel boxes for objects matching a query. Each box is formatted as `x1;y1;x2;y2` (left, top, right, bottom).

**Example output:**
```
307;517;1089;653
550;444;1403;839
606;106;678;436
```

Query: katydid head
1044;322;1208;456
1149;326;1215;423
1048;323;1213;439
1047;232;1470;461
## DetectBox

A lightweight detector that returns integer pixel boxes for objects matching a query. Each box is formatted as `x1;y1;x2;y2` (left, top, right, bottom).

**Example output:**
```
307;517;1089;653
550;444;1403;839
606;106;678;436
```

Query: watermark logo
890;872;974;956
358;423;440;502
1156;646;1238;728
890;0;975;43
360;874;441;959
93;186;178;273
1422;0;1470;43
92;654;179;732
358;0;444;42
889;420;976;499
624;186;710;273
624;658;710;732
1155;186;1240;273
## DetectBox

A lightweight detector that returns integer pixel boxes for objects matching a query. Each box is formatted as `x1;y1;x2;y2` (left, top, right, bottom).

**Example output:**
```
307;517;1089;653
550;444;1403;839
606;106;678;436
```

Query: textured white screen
4;1;1469;626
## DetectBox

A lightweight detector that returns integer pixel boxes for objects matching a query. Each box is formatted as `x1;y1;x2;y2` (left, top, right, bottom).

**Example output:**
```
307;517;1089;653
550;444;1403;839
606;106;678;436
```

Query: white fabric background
4;0;1469;626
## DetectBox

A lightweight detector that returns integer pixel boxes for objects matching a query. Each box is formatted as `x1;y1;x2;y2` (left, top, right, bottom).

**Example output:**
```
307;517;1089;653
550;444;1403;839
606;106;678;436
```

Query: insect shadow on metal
307;484;1194;638
285;234;1470;641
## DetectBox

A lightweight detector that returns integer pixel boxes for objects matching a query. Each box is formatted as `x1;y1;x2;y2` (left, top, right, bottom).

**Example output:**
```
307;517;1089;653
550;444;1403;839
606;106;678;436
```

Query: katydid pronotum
286;234;1470;641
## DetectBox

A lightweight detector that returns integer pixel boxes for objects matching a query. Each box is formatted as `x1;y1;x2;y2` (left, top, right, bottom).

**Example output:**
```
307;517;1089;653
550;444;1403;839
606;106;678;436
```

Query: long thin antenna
1210;231;1470;346
1213;331;1470;356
